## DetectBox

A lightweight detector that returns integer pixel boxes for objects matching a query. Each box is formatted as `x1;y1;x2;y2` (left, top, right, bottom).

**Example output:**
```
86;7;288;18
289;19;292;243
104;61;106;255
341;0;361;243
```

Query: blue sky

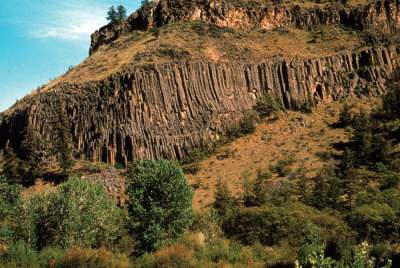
0;0;140;112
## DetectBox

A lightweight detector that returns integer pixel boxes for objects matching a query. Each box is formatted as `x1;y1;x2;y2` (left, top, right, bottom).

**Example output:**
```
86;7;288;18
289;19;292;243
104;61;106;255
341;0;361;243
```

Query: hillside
1;0;400;266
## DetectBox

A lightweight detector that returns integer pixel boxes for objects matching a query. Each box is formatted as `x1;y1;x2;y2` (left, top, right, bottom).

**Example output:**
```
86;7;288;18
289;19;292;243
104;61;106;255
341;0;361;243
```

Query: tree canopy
126;160;194;252
107;5;127;24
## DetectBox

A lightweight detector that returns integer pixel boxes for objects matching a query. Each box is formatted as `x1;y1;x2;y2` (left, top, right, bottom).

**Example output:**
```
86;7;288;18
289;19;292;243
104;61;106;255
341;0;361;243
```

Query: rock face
90;0;400;54
1;45;398;165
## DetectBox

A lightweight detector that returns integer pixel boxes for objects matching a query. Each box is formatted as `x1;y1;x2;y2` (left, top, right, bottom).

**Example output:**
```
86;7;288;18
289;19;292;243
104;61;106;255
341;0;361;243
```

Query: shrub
18;177;125;250
0;175;22;220
0;240;39;267
227;111;259;139
222;203;353;250
348;202;398;242
59;247;129;268
383;82;400;120
0;176;22;247
270;156;295;177
126;160;194;252
213;179;238;218
137;244;196;268
253;93;280;118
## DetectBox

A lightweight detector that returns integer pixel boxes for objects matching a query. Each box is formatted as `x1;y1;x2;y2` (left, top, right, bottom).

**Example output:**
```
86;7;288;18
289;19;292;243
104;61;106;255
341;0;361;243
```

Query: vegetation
253;93;281;118
126;160;194;253
106;5;127;24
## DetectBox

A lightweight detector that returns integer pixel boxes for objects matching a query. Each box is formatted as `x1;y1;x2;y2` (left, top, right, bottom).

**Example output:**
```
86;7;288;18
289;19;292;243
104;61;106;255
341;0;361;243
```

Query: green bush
227;111;259;139
126;160;194;252
348;202;398;242
253;93;280;118
383;82;400;120
222;203;353;251
18;177;125;250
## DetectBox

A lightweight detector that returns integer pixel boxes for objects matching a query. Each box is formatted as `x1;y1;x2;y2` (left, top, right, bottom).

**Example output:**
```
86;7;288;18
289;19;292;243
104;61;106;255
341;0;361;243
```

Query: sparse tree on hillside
141;0;151;8
107;6;118;23
53;101;73;177
107;5;128;24
117;5;127;21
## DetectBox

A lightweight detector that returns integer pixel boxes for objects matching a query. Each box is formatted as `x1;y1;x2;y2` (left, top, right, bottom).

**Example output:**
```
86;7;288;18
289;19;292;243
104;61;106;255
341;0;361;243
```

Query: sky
0;0;140;112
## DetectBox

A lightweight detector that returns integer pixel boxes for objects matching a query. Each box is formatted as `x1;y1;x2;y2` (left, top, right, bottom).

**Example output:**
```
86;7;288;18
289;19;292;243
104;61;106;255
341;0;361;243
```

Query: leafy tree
2;148;31;185
243;170;270;207
383;82;400;120
0;175;22;219
126;160;194;252
53;101;74;177
214;178;237;217
309;166;341;210
18;177;124;250
20;126;44;178
348;202;397;242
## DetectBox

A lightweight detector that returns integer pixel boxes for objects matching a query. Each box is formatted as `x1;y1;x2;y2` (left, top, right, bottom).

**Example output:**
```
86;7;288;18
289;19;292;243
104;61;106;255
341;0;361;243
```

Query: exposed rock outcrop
1;45;398;165
90;0;400;54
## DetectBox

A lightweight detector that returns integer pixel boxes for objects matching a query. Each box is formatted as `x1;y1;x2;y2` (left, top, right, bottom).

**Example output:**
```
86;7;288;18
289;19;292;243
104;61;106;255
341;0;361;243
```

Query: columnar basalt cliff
0;45;398;165
90;0;400;54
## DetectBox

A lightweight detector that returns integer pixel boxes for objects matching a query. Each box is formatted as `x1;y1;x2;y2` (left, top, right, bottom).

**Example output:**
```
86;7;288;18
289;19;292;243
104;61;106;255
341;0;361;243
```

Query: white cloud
31;5;108;41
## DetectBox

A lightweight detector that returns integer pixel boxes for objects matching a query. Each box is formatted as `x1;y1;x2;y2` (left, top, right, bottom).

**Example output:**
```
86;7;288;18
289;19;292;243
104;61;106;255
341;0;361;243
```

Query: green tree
0;175;22;244
107;6;118;23
243;170;270;207
310;166;341;210
383;82;400;120
214;178;237;218
54;101;74;177
2;147;30;185
18;177;124;250
141;0;151;8
117;5;127;22
126;160;194;252
348;202;397;242
21;126;44;178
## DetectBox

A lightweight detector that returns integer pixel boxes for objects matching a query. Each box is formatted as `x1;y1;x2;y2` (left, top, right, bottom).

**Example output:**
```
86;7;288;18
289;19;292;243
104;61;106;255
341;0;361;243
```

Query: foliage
107;5;127;24
18;177;124;250
0;176;22;247
58;246;129;268
253;93;281;118
242;170;271;207
221;202;353;249
309;165;341;210
227;111;259;139
54;101;74;177
213;179;238;219
348;202;398;242
383;82;400;120
126;160;194;252
2;147;32;185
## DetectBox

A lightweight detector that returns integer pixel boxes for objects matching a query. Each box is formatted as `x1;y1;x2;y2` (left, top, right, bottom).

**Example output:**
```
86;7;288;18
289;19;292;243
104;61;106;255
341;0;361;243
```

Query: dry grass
59;247;129;268
14;22;362;100
21;179;56;200
188;101;348;210
188;97;381;210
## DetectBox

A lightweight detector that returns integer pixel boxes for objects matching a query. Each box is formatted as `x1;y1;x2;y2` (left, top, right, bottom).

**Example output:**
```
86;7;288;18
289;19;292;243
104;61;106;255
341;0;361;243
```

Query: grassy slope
187;97;380;210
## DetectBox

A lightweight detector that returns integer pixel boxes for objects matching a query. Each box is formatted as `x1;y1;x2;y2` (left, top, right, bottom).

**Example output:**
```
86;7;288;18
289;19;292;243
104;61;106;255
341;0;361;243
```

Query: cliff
1;0;400;166
90;0;400;54
1;45;398;165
